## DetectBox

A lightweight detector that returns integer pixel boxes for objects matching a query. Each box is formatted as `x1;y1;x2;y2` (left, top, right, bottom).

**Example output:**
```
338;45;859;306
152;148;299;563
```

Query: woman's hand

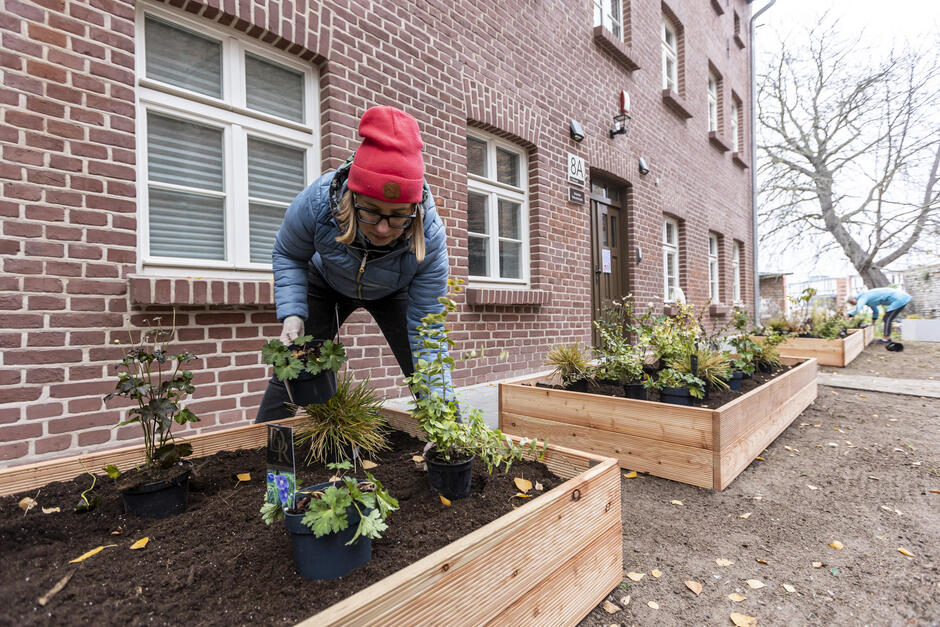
280;315;304;344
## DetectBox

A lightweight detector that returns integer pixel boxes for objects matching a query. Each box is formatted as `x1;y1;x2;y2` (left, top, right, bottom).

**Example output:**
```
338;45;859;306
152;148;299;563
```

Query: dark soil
820;340;940;379
0;430;560;625
580;388;940;626
535;364;793;409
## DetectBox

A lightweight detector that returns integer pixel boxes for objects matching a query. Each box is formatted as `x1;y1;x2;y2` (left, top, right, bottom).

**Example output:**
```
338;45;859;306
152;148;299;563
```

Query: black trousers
882;305;905;339
255;268;414;423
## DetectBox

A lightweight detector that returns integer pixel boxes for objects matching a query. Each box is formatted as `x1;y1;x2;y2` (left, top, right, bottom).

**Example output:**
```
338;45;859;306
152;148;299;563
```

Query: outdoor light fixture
569;119;585;142
638;157;650;175
609;89;632;139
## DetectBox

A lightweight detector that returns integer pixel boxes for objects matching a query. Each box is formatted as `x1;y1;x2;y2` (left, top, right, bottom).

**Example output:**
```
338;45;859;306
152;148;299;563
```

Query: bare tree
758;17;940;288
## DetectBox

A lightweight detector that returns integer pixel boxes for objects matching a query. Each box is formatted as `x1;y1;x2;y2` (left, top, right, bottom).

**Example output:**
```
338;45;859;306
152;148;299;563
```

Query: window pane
468;192;488;234
249;202;286;264
148;112;224;190
499;240;521;279
497;198;520;239
149;187;225;260
467;137;486;177
469;236;488;276
245;53;305;123
247;138;305;203
145;16;221;98
496;148;519;186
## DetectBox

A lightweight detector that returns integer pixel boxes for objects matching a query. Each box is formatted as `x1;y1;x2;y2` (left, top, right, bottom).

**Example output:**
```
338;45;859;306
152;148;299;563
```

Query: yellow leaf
513;477;533;493
619;595;631;606
807;485;819;490
670;499;684;506
755;456;765;461
439;495;451;506
623;470;637;478
361;460;378;470
647;601;659;609
512;493;533;499
412;455;424;463
782;583;796;593
784;446;799;453
756;559;768;565
626;571;645;581
812;561;823;568
730;612;757;627
685;580;703;595
18;497;37;513
929;489;939;494
740;512;752;519
651;569;662;578
745;579;765;589
535;482;543;491
829;540;844;550
898;547;915;557
130;537;149;550
602;600;620;614
716;558;734;567
728;593;746;602
42;506;60;514
236;473;251;482
69;544;117;563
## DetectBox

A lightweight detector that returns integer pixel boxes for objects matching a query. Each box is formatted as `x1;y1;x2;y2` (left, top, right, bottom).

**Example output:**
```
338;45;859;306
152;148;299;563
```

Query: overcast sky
753;0;940;281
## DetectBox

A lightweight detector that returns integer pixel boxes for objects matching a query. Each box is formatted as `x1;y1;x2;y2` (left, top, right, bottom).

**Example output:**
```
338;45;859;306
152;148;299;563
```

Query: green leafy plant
406;278;544;473
667;347;732;392
650;367;706;399
293;372;389;467
546;344;591;387
592;298;649;385
103;315;200;470
262;337;347;382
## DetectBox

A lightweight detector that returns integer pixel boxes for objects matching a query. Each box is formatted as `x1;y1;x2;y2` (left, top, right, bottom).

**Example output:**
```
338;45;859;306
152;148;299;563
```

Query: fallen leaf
730;612;757;627
651;569;662;578
755;559;768;565
42;506;60;514
869;476;880;481
647;601;659;609
782;583;796;593
626;572;645;581
745;579;765;589
534;482;543;491
18;497;37;513
511;492;533;499
716;558;734;567
38;572;73;607
130;537;149;550
784;446;799;453
602;600;620;614
807;484;819;490
898;547;915;557
728;592;746;602
859;394;866;398
69;544;117;563
412;455;424;463
827;442;838;447
812;561;823;568
739;512;752;519
513;477;533;493
670;499;683;506
236;473;251;482
328;475;340;482
439;495;451;506
930;489;940;494
623;470;637;478
755;456;765;461
685;580;703;595
619;594;631;606
831;567;840;576
360;460;378;470
829;540;844;550
753;495;763;501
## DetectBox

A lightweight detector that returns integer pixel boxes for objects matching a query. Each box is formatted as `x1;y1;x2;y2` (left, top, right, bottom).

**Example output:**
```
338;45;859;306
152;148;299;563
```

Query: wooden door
590;181;626;345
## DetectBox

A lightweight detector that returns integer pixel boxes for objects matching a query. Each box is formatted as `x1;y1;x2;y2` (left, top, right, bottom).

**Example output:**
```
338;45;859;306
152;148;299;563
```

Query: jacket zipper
356;251;368;299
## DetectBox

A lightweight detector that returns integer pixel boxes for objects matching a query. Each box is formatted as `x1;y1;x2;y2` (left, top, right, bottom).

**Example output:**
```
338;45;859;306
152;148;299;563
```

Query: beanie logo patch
382;181;401;200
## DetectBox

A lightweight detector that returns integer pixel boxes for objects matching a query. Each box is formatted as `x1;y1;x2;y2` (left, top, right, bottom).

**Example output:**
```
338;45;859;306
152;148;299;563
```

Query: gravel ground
820;340;940;380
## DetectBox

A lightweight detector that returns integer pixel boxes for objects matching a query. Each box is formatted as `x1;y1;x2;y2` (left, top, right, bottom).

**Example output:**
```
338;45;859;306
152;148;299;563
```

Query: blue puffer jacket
272;161;450;377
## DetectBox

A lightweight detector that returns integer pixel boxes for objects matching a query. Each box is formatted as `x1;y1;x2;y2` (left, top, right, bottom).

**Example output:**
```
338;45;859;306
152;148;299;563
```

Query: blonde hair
335;191;426;262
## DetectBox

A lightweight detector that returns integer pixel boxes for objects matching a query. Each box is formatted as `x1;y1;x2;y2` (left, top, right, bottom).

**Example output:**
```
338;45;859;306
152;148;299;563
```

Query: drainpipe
748;0;775;324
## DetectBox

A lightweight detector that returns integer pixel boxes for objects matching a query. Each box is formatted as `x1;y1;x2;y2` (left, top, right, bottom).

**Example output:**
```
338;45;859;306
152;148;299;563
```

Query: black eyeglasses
353;196;417;229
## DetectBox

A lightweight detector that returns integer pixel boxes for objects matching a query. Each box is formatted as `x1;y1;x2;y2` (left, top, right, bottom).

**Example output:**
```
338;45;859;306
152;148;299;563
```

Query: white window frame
593;0;623;41
466;131;530;287
663;217;679;302
707;72;718;132
134;2;318;278
708;233;721;303
662;19;678;92
732;241;742;304
731;100;740;153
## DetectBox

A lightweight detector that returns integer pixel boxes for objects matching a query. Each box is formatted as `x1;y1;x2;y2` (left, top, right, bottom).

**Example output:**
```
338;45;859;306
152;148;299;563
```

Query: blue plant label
266;424;296;509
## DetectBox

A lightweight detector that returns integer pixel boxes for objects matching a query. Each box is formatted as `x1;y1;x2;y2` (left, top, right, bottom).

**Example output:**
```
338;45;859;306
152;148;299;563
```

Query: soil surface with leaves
0;431;559;625
580;385;940;626
820;340;940;379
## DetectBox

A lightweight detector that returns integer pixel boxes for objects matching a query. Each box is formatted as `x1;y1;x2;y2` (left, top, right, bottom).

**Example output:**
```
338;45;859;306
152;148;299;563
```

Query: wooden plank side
301;459;621;626
489;521;622;626
716;378;817;490
500;382;714;449
502;411;713;488
777;336;846;366
717;359;817;447
842;328;866;365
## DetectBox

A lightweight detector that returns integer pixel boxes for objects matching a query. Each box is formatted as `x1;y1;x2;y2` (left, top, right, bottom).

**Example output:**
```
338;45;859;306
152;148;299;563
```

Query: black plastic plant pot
757;361;774;373
660;386;693;406
595;378;620;388
563;379;588;393
623;383;648;400
426;453;475;500
121;467;191;519
285;482;372;581
729;371;744;391
285;369;337;407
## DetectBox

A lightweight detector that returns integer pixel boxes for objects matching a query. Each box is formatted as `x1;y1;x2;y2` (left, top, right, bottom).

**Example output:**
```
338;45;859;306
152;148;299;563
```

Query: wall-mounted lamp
569;119;585;142
609;89;632;139
638;157;650;175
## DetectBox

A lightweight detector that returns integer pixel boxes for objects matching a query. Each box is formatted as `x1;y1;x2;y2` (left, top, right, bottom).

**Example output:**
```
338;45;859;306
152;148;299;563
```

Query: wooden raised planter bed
0;408;622;627
776;325;874;367
499;357;818;491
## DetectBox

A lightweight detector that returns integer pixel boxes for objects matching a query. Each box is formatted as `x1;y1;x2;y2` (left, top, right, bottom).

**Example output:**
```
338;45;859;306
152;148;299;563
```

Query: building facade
0;0;755;465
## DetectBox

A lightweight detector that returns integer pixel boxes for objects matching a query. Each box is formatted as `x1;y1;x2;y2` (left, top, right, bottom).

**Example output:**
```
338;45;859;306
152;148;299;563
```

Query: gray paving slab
818;373;940;398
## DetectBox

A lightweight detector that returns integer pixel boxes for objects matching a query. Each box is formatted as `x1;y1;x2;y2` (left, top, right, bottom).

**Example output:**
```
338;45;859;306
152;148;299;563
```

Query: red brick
66;279;125;295
0;369;21;385
5;0;45;21
26;295;66;310
25;205;66;221
87;228;134;246
4;258;42;275
49;13;86;36
3;145;43;166
26;331;66;346
46;83;84;104
48;312;124;328
47;120;85;140
26;401;63;418
4;221;42;237
47;411;115;433
69;364;103;380
0;314;43;328
50;155;83;171
67;244;103;260
45;189;83;206
0;441;28;461
70;330;106;345
45;225;82;240
45;260;82;276
24;241;64;257
25;368;66;384
47;48;85;71
28;23;68;48
26;59;68;84
0;294;23;309
70;296;107;311
0;407;21;425
77;428;111;445
4;182;41;201
35;434;72;454
0;386;42;406
23;276;64;292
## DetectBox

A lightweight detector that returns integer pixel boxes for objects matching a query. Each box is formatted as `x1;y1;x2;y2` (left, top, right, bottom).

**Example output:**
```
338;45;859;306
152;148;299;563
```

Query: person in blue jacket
255;105;450;422
846;287;912;342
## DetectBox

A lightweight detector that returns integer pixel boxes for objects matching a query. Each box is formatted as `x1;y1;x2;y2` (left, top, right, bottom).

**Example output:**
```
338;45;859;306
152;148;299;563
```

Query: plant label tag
266;424;296;509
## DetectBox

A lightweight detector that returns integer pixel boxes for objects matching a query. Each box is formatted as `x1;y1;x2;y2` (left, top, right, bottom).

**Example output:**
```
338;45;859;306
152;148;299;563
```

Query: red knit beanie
348;106;425;203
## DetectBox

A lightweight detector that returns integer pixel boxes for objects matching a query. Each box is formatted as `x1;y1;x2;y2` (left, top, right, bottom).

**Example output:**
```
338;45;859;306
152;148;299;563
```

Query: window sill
734;34;745;49
708;131;731;152
710;0;725;15
732;152;749;169
465;288;551;307
662;89;693;120
709;303;732;317
129;275;275;306
592;25;639;72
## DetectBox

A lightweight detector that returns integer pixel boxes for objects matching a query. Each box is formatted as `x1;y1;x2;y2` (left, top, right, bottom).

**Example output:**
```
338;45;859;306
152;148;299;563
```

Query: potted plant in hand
546;343;591;392
262;336;347;406
103;318;201;518
261;460;398;580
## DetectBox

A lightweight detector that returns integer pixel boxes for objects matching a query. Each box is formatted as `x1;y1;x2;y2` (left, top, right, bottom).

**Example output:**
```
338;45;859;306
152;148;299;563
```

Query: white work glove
279;315;304;345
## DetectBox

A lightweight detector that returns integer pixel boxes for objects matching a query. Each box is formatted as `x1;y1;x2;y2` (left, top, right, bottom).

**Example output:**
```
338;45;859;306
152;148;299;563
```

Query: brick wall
0;0;754;466
903;264;940;318
759;275;787;322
